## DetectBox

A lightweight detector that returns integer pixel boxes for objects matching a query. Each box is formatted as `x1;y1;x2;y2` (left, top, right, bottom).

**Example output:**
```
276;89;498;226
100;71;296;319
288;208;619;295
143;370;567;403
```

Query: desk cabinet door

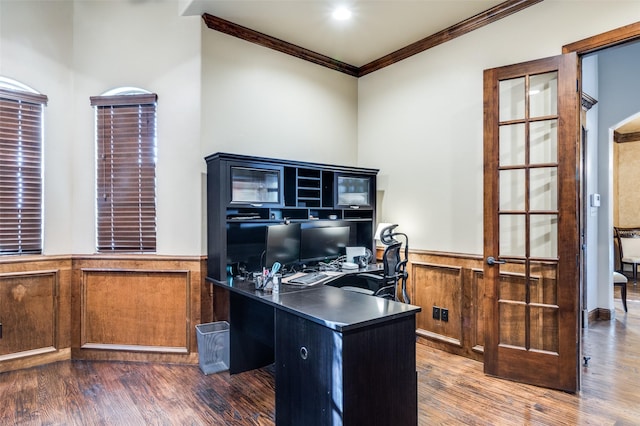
275;310;342;426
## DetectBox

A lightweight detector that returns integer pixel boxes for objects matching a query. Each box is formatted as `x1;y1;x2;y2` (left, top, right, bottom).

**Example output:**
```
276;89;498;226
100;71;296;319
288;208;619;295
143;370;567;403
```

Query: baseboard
587;308;613;324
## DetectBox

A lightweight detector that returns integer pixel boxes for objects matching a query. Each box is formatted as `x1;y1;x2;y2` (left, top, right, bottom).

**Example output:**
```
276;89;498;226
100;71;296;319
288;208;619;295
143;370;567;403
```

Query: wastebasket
196;321;229;375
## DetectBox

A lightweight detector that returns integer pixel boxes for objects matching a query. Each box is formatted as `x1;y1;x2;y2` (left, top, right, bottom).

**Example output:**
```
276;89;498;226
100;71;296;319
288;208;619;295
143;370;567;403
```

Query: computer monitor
264;223;301;268
300;226;350;264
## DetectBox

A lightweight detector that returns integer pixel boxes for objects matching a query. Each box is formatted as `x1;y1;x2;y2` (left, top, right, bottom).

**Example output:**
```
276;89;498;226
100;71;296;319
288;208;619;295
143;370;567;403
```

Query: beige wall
200;26;358;165
2;0;640;275
615;140;640;227
1;0;202;255
357;1;640;254
1;0;358;256
0;1;75;255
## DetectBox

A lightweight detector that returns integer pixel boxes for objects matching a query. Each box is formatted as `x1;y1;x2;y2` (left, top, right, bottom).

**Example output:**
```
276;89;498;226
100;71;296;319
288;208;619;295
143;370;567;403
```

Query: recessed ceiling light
332;6;352;21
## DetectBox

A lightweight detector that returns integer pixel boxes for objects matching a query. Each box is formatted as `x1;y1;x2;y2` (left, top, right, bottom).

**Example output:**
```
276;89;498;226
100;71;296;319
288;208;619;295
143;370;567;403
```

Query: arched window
0;77;47;254
90;88;157;252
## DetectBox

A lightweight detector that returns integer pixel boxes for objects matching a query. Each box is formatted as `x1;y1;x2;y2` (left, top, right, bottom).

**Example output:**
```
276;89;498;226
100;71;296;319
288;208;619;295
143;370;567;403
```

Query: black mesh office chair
356;225;410;303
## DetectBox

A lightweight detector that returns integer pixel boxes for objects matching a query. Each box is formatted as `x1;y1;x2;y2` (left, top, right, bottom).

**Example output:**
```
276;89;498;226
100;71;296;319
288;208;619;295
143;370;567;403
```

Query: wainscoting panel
71;256;205;364
80;269;190;352
0;270;58;357
0;256;72;373
470;269;485;355
407;250;485;361
413;262;463;346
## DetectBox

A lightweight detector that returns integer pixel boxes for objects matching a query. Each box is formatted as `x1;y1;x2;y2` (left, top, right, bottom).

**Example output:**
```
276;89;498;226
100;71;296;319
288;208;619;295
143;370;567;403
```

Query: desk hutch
205;152;379;281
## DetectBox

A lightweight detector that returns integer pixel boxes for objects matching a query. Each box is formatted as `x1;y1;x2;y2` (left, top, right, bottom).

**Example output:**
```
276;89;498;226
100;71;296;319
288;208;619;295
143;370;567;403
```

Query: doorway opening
580;38;640;321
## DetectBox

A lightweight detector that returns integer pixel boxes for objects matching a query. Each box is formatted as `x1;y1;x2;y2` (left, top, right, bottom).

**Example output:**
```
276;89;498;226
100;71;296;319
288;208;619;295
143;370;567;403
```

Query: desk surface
208;273;420;332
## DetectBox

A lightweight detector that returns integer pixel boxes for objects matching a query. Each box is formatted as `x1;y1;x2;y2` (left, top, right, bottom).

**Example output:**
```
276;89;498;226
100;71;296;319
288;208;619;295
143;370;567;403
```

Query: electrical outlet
441;308;449;322
432;306;440;320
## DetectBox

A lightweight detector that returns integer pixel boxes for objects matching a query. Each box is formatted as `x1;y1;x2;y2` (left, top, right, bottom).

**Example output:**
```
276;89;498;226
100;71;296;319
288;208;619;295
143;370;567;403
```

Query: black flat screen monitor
264;223;301;268
300;226;350;264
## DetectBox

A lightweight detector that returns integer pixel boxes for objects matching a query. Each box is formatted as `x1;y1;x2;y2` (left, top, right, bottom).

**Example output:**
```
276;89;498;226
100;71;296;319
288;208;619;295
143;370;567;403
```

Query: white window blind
0;88;47;254
91;93;157;252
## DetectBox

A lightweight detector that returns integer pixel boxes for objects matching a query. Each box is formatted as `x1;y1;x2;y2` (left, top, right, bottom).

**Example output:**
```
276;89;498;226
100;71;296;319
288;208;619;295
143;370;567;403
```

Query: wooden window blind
0;88;47;255
91;93;157;253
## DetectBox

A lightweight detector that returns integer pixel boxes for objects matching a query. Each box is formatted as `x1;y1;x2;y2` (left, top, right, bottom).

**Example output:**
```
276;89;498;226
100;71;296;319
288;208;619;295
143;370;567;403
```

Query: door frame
564;23;640;322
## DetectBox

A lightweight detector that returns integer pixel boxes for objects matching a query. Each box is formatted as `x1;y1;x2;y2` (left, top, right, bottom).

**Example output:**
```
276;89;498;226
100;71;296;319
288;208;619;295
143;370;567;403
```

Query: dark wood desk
208;275;421;425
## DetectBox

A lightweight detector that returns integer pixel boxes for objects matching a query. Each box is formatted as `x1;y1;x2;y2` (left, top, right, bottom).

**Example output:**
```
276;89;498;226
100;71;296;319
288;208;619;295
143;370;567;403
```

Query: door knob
486;256;506;266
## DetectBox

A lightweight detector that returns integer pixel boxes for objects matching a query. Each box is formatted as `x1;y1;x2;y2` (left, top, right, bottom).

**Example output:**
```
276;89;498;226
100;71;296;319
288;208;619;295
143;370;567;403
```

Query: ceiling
181;0;510;67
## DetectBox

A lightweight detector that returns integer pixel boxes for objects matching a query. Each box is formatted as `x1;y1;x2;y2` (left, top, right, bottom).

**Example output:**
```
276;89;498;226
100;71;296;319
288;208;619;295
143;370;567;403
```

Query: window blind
0;88;47;255
91;93;157;252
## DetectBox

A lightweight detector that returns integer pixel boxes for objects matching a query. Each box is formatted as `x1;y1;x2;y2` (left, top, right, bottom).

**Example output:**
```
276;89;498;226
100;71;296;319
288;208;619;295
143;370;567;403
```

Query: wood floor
2;285;639;425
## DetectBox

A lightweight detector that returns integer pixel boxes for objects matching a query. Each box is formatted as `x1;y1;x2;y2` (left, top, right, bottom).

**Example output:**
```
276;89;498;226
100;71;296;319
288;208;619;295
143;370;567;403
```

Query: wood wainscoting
71;256;209;364
398;249;486;361
0;255;210;373
0;256;72;373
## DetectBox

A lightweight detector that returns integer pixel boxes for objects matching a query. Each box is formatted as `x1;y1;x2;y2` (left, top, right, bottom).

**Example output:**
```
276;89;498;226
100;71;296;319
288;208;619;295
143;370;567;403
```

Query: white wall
2;0;640;297
358;1;640;255
0;1;74;255
200;27;358;165
1;0;202;255
72;1;202;255
1;0;357;256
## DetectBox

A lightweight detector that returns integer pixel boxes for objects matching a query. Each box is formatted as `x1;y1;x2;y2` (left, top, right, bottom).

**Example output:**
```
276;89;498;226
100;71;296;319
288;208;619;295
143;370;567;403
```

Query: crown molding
202;14;359;77
203;0;542;78
359;0;543;76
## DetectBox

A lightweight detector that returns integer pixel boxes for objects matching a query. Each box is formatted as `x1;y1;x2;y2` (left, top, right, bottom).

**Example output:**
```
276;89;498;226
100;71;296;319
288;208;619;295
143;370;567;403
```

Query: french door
483;53;580;392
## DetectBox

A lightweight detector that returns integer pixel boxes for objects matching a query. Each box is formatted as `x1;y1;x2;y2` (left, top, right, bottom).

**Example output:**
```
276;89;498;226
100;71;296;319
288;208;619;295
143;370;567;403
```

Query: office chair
355;224;410;303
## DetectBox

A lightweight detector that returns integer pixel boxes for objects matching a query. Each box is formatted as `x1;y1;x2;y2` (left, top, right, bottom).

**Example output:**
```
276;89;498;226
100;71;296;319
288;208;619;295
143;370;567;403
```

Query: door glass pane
530;214;558;258
500;215;525;257
498;260;526;303
499;77;525;122
499;123;525;167
499;302;526;348
529;306;559;353
499;169;525;211
529;72;558;118
530;120;558;164
530;261;557;305
530;167;557;211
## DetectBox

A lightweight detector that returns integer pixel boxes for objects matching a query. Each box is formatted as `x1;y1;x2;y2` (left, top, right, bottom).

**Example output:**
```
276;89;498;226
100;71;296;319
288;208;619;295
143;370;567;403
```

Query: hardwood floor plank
1;285;639;425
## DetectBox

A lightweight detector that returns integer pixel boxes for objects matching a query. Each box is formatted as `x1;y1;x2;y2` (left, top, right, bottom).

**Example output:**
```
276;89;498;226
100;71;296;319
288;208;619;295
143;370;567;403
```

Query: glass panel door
483;54;579;392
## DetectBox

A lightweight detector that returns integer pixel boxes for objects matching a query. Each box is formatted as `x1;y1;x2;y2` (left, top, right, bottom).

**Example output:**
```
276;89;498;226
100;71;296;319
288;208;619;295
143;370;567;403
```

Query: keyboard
288;272;329;285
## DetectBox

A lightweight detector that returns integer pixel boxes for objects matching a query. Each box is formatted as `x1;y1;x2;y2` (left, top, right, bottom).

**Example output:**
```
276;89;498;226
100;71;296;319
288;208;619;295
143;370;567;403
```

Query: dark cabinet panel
275;310;338;425
275;309;418;426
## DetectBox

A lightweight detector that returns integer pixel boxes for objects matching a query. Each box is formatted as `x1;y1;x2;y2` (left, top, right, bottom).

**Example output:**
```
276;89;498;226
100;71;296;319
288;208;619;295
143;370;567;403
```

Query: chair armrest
395;260;408;274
